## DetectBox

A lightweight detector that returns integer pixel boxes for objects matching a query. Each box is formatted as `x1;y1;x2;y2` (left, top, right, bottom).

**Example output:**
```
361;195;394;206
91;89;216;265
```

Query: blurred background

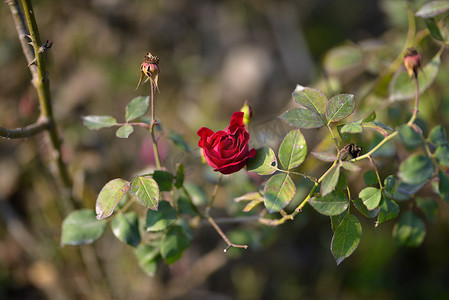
1;0;449;299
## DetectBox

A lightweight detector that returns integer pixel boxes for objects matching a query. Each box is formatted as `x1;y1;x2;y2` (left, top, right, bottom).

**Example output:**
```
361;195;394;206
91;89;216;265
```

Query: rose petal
197;127;214;147
228;112;244;134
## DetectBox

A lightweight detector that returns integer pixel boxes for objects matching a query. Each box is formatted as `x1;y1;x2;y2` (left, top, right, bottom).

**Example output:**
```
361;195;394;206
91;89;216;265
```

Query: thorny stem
9;0;78;210
149;80;162;169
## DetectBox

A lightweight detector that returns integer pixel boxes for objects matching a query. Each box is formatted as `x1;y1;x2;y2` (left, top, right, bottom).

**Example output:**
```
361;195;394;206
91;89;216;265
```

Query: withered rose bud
136;52;160;91
240;100;253;125
340;143;362;160
403;48;422;79
347;143;362;159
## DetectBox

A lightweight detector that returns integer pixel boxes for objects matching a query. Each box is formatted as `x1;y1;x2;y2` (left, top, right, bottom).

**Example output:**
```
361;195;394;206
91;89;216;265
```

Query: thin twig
207;217;248;252
368;155;383;189
207;173;223;215
19;0;78;210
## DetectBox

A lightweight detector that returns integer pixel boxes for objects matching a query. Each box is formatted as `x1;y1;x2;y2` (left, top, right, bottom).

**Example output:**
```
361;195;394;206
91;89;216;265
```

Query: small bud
403;48;422;79
136;52;160;91
240;100;253;125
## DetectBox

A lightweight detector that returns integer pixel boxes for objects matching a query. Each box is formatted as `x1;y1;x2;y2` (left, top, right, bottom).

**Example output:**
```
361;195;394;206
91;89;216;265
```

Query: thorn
28;58;36;67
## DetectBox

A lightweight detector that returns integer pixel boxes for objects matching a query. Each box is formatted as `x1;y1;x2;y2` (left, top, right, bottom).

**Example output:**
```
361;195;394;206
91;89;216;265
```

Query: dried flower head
136;52;160;91
403;48;422;79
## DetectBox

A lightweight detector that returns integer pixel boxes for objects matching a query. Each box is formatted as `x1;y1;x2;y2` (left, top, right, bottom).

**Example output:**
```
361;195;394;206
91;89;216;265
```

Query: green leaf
363;121;393;137
182;183;207;206
323;44;363;75
415;198;438;223
325;94;355;124
174;163;185;189
168;131;192;152
135;245;160;276
321;165;341;196
178;196;198;216
435;145;449;166
398;125;422;149
82;115;117;130
330;210;349;232
429;125;448;146
337;124;351;143
424;18;445;41
340;161;360;172
438;171;449;202
280;108;325;129
311;151;337;162
278;130;307;170
393;211;426;247
247;147;278;175
377;196;400;226
263;173;296;213
61;209;106;246
309;190;349;216
331;214;362;265
292;86;327;115
416;1;449;18
153;170;174;192
359;187;382;210
352;197;379;218
111;212;141;247
368;133;396;157
393;181;426;201
95;178;130;220
363;170;379;186
340;122;363;134
398;154;435;185
145;200;177;231
243;199;263;212
336;172;348;191
161;225;191;264
115;124;134;138
126;96;150;122
390;52;441;101
383;175;396;199
131;176;160;210
235;192;264;202
235;192;264;212
363;110;376;123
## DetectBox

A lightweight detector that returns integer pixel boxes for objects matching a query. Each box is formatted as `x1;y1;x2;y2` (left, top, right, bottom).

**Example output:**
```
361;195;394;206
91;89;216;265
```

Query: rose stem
149;80;162;169
407;71;419;126
206;173;248;251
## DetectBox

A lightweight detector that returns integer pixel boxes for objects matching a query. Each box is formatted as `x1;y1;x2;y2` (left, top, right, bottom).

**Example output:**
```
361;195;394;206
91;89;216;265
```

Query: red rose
197;112;256;174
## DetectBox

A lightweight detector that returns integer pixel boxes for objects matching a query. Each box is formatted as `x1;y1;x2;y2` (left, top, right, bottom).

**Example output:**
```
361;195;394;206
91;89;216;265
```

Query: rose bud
197;112;256;174
136;52;160;91
403;48;422;79
240;100;253;126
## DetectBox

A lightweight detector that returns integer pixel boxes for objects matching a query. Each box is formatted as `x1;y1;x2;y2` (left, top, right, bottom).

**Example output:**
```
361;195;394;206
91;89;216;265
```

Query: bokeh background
1;0;449;299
